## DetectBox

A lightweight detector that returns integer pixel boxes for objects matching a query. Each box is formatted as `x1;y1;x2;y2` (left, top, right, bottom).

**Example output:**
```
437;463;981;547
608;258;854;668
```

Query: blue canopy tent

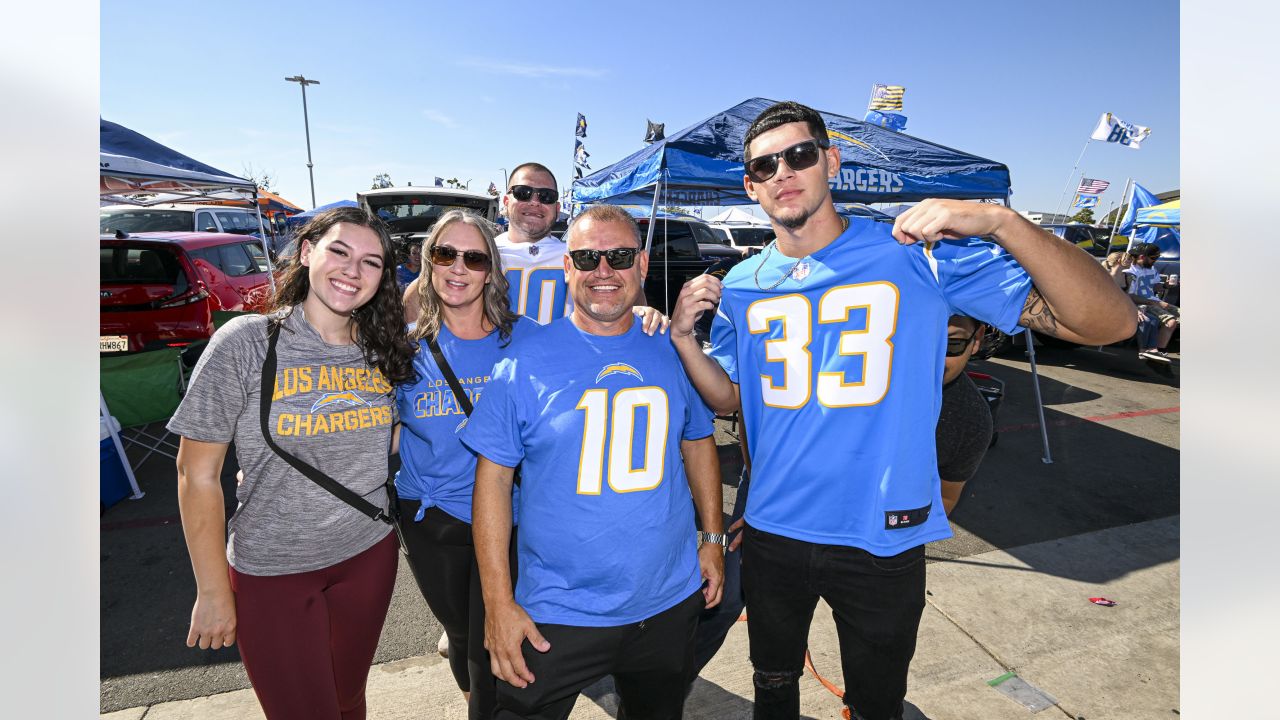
285;199;359;229
571;97;1011;210
1131;200;1181;260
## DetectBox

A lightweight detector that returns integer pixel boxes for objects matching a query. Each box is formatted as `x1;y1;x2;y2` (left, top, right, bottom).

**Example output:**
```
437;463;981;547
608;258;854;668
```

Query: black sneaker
1139;350;1172;363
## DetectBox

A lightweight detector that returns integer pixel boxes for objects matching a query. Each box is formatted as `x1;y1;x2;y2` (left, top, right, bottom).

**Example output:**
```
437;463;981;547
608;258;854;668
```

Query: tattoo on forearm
1021;288;1059;335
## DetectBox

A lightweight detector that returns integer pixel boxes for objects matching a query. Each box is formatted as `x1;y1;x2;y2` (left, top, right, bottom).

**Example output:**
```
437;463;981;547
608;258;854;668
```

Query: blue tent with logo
571;97;1011;208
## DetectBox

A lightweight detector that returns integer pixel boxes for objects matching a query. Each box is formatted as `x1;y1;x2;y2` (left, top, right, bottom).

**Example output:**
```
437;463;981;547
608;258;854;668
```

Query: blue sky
101;0;1179;219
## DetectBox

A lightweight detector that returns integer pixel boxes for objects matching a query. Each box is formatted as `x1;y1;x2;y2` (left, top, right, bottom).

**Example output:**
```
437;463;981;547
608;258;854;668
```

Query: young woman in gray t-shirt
168;206;416;719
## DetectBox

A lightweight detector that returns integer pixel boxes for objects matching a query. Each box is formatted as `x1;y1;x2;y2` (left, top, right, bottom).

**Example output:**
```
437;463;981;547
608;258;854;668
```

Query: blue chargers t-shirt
461;317;714;626
395;317;533;524
710;216;1032;555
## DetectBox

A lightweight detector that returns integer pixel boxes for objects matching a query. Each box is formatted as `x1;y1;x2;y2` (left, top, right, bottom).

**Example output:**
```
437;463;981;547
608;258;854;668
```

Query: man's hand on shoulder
892;199;1015;245
484;597;550;688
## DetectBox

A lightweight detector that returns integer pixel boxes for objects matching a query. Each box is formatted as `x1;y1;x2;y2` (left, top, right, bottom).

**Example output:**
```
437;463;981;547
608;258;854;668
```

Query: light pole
499;167;508;190
285;75;320;208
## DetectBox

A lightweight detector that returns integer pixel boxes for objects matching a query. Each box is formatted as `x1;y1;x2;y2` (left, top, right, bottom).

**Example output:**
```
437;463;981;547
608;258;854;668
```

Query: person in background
937;316;994;514
394;210;532;718
396;239;422;292
1103;250;1166;363
1124;243;1179;363
170;206;416;719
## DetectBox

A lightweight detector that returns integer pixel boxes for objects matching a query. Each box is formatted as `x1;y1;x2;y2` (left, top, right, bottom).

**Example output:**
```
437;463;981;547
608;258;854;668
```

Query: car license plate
100;335;129;353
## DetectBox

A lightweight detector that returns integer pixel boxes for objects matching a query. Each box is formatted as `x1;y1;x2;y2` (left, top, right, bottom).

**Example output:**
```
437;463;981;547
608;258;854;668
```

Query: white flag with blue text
1090;112;1152;149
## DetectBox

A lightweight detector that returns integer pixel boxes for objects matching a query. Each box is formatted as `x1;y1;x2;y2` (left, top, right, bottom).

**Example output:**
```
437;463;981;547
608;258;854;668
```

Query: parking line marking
996;405;1180;434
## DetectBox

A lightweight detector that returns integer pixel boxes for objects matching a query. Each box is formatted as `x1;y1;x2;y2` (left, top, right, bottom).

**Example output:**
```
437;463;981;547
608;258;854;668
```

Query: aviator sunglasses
508;184;559;205
745;139;830;183
568;247;640;271
429;244;492;272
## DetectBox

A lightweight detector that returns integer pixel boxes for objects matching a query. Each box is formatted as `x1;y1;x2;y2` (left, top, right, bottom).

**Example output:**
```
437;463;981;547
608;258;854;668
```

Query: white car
357;186;499;240
708;223;775;255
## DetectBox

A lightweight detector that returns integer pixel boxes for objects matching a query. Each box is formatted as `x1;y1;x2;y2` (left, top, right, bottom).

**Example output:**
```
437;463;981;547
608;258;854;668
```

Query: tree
445;177;471;190
1069;208;1095;225
661;205;697;218
241;163;275;192
371;173;393;189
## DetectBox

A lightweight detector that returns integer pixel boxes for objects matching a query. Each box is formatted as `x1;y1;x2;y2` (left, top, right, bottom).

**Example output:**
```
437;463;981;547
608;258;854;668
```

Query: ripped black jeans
740;525;926;720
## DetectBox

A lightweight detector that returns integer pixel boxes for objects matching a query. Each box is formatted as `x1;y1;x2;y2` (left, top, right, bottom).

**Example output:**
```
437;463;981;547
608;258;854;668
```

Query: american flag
868;84;905;112
1076;178;1110;195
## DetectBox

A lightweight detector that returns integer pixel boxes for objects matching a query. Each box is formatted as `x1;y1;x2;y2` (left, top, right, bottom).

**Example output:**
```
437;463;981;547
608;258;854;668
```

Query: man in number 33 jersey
670;101;1136;720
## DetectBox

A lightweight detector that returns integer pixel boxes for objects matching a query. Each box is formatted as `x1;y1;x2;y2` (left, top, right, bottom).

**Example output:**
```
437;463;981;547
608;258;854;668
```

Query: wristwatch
697;531;729;549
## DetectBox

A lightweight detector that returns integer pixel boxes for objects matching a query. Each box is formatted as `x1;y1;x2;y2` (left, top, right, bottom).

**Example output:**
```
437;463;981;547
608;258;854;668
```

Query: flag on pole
644;119;665;143
433;177;444;187
1116;182;1160;234
487;181;498;195
575;113;588;138
863;109;908;131
1071;194;1099;210
868;84;905;111
1076;178;1110;194
1090;112;1152;149
574;139;590;170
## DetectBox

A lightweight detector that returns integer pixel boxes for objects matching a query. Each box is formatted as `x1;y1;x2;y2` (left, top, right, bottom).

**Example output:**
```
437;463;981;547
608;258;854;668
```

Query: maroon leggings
229;533;399;720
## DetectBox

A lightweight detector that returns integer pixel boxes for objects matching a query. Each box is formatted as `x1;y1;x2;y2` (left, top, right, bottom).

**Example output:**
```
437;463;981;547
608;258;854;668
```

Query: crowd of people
170;101;1137;720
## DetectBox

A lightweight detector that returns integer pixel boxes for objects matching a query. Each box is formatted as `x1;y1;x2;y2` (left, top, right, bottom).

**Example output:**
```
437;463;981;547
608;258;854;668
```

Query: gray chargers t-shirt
168;309;396;575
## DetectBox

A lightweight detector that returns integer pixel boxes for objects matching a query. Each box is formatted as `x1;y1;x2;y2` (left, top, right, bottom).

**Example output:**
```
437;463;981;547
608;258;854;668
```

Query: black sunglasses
508;184;559;205
945;326;983;357
745;139;830;183
429;244;491;272
568;247;640;271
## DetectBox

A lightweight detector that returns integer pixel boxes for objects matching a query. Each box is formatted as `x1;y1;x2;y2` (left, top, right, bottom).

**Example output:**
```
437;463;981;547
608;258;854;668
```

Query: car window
239;242;271;273
216;243;256;276
729;228;775;247
196;211;218;232
188;247;221;271
690;223;721;246
216;211;260;235
100;209;195;233
646;221;699;260
100;246;184;284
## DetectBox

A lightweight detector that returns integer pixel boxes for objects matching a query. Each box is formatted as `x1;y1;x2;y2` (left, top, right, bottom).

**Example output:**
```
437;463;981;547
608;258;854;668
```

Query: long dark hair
268;206;416;387
409;210;518;345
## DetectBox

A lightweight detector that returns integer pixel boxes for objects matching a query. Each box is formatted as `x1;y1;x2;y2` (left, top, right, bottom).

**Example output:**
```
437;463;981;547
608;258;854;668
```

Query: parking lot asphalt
100;339;1179;717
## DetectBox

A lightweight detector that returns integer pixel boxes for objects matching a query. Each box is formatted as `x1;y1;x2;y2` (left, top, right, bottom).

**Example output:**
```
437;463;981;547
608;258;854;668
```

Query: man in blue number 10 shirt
669;101;1136;720
465;205;726;719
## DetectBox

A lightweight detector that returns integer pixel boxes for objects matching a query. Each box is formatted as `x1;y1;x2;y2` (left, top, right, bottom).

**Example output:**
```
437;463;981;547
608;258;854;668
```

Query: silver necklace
753;216;849;291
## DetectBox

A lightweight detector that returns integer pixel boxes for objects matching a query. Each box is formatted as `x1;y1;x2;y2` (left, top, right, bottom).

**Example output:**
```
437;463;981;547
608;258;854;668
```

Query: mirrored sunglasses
568;247;639;271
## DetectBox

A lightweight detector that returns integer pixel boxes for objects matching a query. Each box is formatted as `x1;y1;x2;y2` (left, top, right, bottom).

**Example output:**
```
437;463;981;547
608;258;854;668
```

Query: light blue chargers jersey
461;318;714;626
710;217;1032;555
394;318;533;524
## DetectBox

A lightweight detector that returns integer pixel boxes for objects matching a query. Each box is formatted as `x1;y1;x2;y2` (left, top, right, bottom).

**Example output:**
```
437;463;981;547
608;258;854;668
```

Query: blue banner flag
575;113;587;138
1117;182;1160;234
574;139;590;170
1071;193;1098;210
863;110;908;132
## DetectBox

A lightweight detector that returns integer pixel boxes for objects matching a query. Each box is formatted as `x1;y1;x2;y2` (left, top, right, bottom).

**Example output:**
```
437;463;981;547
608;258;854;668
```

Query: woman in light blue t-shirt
394;210;529;718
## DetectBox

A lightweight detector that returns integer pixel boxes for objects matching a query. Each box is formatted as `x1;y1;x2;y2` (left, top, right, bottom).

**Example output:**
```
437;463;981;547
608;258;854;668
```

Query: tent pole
101;392;143;499
1022;329;1054;464
252;190;277;293
644;179;662;253
1109;178;1133;245
1050;137;1092;223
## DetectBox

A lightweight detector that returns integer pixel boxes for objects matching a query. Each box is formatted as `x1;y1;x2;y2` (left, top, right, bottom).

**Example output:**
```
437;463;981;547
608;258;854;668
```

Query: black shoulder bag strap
426;332;521;485
258;322;394;525
427;334;473;415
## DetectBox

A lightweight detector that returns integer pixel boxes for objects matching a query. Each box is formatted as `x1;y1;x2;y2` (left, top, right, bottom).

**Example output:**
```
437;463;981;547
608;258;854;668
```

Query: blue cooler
101;416;132;509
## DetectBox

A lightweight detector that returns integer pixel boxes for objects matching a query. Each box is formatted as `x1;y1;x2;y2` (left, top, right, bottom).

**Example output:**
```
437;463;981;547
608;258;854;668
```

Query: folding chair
100;347;185;478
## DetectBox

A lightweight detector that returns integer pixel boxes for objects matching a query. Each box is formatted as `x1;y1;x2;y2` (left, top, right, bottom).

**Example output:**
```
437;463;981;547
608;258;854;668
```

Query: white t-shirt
1124;265;1160;299
496;231;573;325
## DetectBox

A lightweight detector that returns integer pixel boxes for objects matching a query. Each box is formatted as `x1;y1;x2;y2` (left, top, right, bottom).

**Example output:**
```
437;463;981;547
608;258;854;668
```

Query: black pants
495;589;704;720
399;501;515;720
740;525;926;720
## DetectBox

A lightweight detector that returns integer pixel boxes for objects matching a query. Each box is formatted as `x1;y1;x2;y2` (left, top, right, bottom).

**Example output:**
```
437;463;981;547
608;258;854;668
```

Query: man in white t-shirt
1124;243;1179;362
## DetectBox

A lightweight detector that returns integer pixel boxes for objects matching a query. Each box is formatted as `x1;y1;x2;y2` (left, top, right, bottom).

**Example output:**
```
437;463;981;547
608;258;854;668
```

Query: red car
100;232;274;354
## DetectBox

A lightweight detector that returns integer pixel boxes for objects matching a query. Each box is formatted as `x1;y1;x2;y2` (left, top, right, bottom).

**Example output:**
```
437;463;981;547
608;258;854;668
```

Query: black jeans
399;501;516;720
495;589;704;720
740;524;926;720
